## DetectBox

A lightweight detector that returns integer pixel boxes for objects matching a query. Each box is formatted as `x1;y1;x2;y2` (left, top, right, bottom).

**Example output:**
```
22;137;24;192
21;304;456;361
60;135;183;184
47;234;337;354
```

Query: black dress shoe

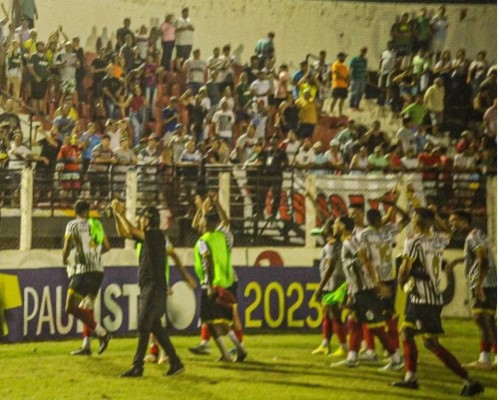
391;380;419;390
120;366;144;378
165;362;185;377
70;348;91;356
98;332;112;355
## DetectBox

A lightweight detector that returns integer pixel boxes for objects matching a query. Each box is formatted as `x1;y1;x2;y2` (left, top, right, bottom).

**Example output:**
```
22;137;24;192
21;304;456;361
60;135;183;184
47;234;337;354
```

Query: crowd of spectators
0;5;496;210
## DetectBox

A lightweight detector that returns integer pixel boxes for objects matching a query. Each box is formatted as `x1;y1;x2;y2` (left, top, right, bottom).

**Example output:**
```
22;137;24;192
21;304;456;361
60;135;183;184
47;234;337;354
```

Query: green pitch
1;319;496;400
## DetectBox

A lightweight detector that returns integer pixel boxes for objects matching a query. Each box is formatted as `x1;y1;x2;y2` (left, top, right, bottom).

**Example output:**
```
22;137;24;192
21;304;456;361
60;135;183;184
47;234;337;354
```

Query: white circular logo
166;281;196;330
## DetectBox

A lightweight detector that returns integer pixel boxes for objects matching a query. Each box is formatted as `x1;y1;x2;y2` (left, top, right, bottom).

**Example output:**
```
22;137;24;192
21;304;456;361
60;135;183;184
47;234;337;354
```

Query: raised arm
111;199;145;241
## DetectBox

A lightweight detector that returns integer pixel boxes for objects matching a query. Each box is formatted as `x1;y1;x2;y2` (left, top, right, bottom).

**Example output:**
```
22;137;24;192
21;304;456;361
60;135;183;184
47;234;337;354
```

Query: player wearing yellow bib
194;211;247;362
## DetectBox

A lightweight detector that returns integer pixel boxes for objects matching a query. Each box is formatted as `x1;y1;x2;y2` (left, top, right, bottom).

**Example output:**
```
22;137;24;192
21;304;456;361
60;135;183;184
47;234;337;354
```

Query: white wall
23;0;497;68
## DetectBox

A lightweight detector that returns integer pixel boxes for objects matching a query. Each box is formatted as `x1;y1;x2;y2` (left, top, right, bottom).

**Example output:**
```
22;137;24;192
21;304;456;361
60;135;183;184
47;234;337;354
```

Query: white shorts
6;68;22;80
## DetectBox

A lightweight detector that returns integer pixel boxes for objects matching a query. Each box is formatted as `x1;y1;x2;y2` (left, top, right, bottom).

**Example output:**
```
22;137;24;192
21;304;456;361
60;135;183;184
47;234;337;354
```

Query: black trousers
132;284;180;368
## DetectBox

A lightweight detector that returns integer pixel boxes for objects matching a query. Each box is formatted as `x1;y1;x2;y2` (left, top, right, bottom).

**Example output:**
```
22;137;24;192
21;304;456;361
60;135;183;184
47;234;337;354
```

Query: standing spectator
89;134;116;200
72;37;86;102
312;50;330;101
402;93;427;128
467;51;488;100
276;93;299;136
53;103;75;139
250;70;271;107
292;61;308;99
116;18;134;50
79;122;101;174
165;124;193;164
27;41;49;114
159;13;175;70
349;47;368;111
212;100;235;146
175;7;194;61
135;25;149;61
430;6;449;62
244;55;261;85
14;16;30;45
144;54;159;116
330;52;349;116
101;65;124;120
32;126;61;202
112;136;137;195
56;134;81;202
412;48;431;92
119;34;136;74
391;13;413;65
255;32;275;68
207;47;221;80
218;44;237;92
6;39;23;102
378;42;397;106
56;41;79;95
411;8;431;52
14;0;37;28
232;121;257;164
449;49;469;108
162;96;179;138
274;64;289;107
295;88;318;139
483;99;497;138
126;85;148;146
424;77;445;133
90;47;108;101
184;48;207;95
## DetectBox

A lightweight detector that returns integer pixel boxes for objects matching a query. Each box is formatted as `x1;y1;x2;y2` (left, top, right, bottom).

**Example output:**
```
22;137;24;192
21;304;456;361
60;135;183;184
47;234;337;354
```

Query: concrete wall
27;0;496;68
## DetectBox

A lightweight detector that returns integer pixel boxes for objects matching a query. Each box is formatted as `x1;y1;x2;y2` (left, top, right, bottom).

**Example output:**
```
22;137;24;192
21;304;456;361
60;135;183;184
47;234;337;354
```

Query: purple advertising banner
1;266;322;343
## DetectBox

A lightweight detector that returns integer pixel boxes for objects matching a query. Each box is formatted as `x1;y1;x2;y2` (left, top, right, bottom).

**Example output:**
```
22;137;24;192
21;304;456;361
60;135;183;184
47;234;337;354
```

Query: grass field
1;319;496;400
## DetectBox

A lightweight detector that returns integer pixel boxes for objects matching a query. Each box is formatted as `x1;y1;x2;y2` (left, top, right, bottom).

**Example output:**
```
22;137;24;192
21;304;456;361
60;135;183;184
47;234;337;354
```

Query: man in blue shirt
349;47;368;111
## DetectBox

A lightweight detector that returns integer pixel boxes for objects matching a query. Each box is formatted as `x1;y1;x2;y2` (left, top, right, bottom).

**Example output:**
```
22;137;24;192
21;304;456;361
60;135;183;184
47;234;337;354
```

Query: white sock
390;349;401;364
365;349;376;357
94;324;106;337
347;351;357;361
479;351;490;364
321;339;330;347
404;371;417;382
227;330;245;354
200;340;210;346
82;336;91;349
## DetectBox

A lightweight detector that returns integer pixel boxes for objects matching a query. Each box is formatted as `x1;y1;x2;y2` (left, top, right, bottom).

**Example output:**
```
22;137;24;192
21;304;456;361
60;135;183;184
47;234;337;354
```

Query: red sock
362;323;375;350
387;317;400;349
322;314;332;342
201;324;211;341
348;319;362;353
481;340;492;353
235;328;243;343
431;344;468;379
82;310;94;337
150;343;159;356
332;319;347;345
403;338;418;373
68;306;96;330
370;326;396;354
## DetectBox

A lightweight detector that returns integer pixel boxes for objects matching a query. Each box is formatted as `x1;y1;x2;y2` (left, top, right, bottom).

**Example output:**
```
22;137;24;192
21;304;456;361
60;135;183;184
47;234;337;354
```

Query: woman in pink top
274;64;289;107
160;13;176;71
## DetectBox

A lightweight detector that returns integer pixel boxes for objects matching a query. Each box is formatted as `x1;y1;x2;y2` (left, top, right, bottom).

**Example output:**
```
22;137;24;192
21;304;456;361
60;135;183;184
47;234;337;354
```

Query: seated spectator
479;66;496;100
396;116;416;154
231;122;257;164
165;123;193;164
137;134;161;202
0;99;22;138
324;140;343;174
385;143;403;172
400;148;418;171
294;138;315;168
312;141;328;176
417;143;441;181
467;51;488;99
279;130;301;165
367;145;389;175
483;99;497;137
112;136;137;197
361;120;390;154
349;144;369;175
335;119;355;151
472;86;493;122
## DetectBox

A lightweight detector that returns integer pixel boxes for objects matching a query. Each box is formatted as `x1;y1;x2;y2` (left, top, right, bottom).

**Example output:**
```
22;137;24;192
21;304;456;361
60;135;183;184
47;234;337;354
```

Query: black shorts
31;80;48;100
472;287;497;315
381;279;398;317
200;288;233;323
403;301;444;336
349;289;386;326
69;271;104;297
332;88;348;99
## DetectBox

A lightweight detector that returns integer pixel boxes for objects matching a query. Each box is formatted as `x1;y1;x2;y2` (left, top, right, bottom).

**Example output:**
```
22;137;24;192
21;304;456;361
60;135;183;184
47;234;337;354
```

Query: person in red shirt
417;144;441;181
57;134;81;202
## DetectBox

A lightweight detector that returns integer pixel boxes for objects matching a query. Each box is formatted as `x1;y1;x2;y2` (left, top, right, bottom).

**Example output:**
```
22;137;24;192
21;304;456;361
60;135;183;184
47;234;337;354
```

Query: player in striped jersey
393;208;484;397
62;200;111;356
331;216;403;370
356;201;409;364
312;218;348;357
449;210;497;369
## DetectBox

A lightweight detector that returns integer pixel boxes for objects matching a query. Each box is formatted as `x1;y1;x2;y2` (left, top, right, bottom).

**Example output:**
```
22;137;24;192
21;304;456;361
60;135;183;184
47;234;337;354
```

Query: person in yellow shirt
23;28;37;58
295;88;318;139
330;52;349;117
